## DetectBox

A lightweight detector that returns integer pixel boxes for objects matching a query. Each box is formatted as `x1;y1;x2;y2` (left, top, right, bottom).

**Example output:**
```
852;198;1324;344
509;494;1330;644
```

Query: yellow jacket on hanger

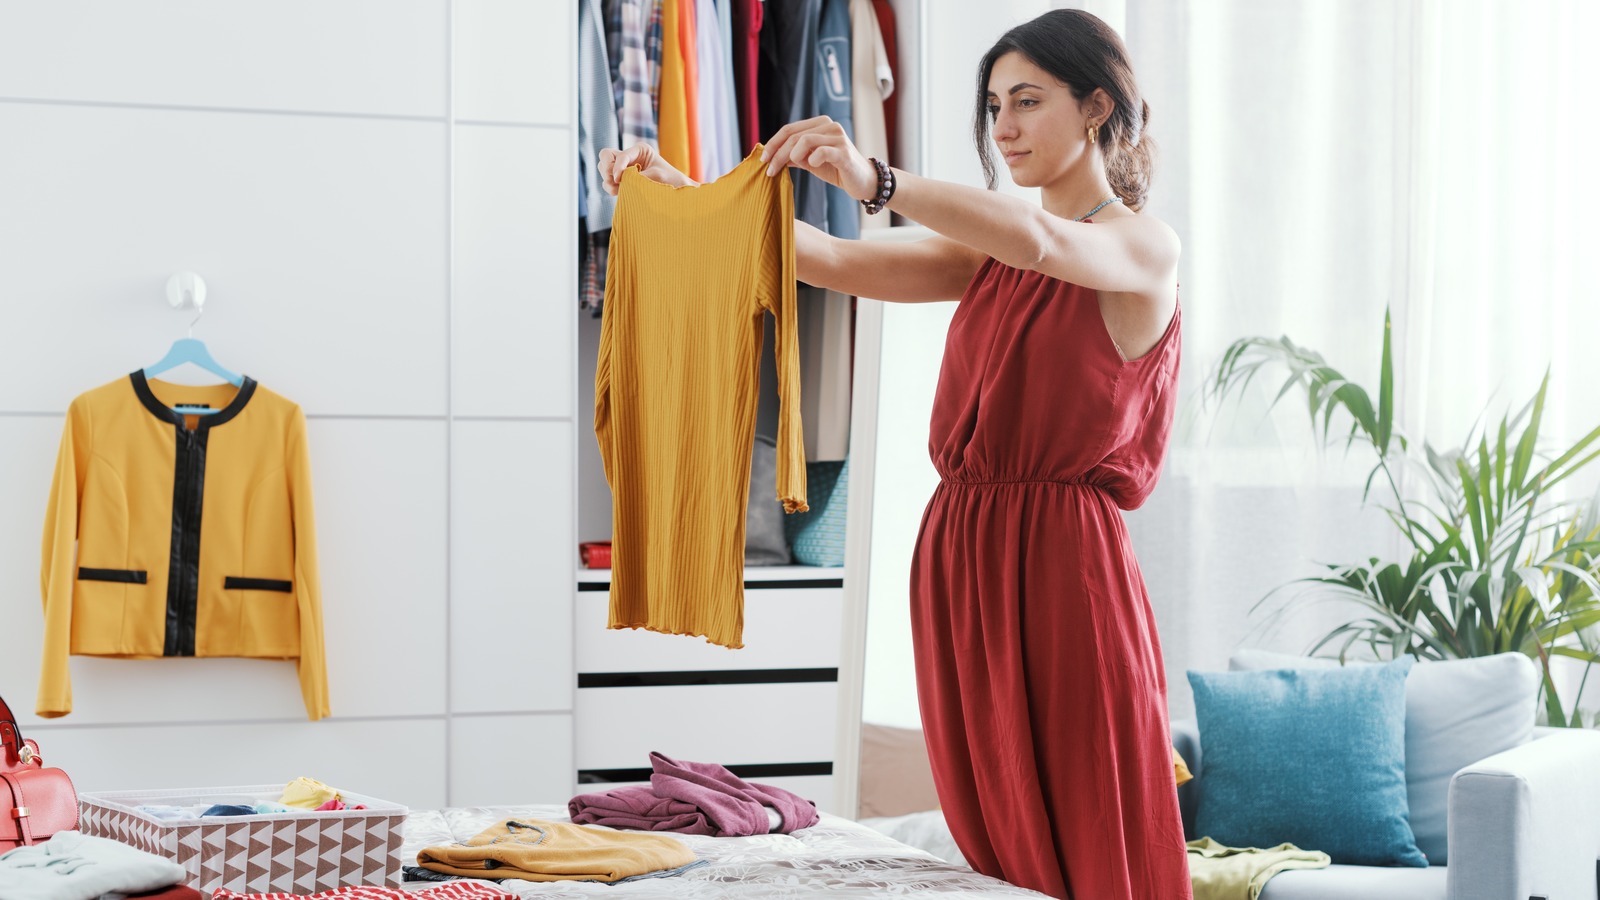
37;372;330;720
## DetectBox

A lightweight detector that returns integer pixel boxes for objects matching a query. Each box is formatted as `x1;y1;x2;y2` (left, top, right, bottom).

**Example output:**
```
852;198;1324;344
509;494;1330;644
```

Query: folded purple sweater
568;752;819;837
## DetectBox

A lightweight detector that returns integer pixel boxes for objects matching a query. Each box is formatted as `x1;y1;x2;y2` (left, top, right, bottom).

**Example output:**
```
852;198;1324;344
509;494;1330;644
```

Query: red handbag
0;692;79;849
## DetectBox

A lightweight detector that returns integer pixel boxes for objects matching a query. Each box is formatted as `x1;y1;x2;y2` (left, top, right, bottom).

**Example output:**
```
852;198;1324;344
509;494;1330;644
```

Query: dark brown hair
973;9;1154;211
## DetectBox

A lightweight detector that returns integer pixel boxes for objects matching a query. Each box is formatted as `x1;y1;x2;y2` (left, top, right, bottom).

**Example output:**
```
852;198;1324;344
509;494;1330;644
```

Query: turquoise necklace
1074;195;1121;221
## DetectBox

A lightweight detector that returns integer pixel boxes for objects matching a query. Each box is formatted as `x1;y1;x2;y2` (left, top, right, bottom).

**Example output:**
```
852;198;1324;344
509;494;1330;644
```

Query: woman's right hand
599;143;694;195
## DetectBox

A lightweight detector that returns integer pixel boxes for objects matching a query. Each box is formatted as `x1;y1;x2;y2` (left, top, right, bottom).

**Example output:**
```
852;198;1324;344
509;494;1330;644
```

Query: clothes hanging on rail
695;0;739;180
850;0;893;232
611;0;661;150
580;0;904;316
732;0;763;151
872;0;899;166
758;0;823;229
657;0;699;180
37;374;330;721
813;0;858;240
595;148;807;649
580;230;609;318
798;287;853;461
580;0;620;232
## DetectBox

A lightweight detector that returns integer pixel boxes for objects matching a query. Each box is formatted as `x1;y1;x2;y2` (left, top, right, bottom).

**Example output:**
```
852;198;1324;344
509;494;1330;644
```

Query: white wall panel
313;419;450;718
0;102;448;416
0;415;67;724
34;719;449;811
0;2;580;810
576;683;838;769
0;1;448;118
577;588;844;673
450;714;573;807
454;0;572;125
453;125;575;419
450;420;573;713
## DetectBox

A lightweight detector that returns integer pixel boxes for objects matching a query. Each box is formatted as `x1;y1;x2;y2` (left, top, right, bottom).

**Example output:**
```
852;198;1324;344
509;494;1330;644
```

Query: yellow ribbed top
595;145;808;650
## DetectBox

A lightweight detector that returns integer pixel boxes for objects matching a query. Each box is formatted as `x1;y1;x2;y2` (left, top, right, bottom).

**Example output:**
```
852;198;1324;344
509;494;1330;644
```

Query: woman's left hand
761;116;878;202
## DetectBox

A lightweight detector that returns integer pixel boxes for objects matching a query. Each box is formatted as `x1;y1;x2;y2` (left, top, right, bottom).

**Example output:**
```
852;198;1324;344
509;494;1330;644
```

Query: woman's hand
761;117;878;202
599;143;694;195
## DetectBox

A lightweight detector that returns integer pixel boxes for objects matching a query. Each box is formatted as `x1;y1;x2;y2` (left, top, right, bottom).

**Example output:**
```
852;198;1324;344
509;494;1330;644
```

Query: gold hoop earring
1087;123;1099;146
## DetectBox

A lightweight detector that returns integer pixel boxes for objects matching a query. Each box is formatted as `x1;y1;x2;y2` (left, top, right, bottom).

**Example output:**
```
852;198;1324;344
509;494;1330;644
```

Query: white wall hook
165;271;207;311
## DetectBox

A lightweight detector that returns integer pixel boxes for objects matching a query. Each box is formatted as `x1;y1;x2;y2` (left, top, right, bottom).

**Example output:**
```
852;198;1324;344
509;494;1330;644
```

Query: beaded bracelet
861;157;896;215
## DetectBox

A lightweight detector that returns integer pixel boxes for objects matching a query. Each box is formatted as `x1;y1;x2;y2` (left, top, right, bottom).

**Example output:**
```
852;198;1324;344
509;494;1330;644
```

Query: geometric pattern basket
785;456;849;567
79;785;407;894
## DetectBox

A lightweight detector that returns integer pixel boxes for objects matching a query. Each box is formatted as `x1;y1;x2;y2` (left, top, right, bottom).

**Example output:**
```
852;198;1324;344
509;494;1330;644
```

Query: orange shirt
657;0;700;180
595;147;807;649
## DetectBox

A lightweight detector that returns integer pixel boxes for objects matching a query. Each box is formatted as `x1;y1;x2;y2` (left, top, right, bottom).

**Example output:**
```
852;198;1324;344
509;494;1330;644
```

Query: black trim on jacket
225;577;293;592
77;567;147;584
129;371;259;658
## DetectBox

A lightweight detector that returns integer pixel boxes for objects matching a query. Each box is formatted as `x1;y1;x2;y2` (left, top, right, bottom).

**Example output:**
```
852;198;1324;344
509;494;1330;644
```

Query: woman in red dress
602;9;1187;898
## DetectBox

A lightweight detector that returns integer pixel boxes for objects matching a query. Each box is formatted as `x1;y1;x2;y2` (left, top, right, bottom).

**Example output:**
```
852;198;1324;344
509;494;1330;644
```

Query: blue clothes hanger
144;296;243;414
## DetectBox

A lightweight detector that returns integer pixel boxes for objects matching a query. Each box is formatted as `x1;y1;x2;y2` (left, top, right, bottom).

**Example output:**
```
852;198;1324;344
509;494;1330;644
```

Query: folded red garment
567;785;714;834
313;797;366;811
126;887;202;900
568;752;818;837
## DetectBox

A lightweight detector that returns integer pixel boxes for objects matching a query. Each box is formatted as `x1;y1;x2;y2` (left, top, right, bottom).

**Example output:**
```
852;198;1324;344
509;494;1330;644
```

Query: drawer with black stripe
575;681;839;771
575;581;844;674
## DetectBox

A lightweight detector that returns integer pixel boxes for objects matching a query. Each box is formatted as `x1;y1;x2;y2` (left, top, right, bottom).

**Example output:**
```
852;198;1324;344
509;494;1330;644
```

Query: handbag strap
0;695;23;767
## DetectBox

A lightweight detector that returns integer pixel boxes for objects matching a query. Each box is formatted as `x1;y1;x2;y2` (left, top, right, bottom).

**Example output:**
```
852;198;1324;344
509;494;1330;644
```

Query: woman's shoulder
1098;206;1179;252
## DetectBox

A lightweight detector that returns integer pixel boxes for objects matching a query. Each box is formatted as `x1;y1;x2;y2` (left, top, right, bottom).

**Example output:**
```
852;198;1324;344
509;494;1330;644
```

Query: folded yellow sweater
417;819;697;883
1187;837;1331;900
279;776;339;810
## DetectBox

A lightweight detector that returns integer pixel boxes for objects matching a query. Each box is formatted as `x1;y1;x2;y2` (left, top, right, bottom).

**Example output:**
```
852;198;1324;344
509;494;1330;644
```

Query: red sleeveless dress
910;254;1189;899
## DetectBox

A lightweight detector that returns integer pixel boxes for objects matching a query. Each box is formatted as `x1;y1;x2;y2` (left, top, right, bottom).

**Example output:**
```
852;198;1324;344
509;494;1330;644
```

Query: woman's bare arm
796;221;986;302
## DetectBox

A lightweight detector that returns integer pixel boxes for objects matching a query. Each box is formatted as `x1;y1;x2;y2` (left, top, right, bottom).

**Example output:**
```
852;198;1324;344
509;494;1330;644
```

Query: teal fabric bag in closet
785;457;849;567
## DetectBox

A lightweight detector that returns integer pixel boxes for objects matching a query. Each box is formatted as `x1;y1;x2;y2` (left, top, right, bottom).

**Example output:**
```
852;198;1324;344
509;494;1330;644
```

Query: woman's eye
1018;98;1038;108
985;104;1000;119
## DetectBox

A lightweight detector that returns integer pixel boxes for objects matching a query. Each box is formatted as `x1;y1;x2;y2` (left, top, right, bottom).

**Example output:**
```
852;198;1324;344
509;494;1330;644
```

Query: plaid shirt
607;0;660;151
645;0;664;132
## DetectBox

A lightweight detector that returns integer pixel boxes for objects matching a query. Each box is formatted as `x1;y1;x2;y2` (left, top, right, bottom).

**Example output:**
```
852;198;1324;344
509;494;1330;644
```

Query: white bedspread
399;805;1045;898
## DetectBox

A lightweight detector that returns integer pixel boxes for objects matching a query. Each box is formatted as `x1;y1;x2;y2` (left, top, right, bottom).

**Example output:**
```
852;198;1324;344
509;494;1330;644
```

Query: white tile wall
43;719;452;810
453;0;573;125
0;2;575;810
313;419;451;719
453;125;575;418
450;713;574;807
449;420;574;714
0;102;450;417
0;1;449;118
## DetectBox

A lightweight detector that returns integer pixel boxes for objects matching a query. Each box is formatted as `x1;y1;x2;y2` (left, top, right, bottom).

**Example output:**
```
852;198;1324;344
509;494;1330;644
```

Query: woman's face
985;51;1100;189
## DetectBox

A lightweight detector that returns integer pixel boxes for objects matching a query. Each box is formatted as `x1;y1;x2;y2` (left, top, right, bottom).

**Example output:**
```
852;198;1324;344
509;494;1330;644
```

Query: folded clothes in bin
79;783;408;894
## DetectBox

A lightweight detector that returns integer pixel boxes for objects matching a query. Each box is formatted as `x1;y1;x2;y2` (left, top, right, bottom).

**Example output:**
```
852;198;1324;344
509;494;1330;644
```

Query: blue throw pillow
1188;656;1427;867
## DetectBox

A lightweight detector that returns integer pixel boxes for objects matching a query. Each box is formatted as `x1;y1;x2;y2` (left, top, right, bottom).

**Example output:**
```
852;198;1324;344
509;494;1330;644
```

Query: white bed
857;810;967;869
399;805;1037;898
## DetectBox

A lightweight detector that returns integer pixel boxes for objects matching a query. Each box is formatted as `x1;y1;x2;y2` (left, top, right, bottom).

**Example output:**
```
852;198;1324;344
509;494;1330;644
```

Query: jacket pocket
77;567;147;584
224;576;292;593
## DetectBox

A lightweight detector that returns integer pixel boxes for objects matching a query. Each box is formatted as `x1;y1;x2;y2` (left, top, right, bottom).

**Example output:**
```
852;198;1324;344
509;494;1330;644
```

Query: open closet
568;0;928;816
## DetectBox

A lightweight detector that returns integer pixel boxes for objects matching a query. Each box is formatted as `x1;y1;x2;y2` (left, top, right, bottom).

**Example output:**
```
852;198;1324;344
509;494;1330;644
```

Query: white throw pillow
1228;649;1537;865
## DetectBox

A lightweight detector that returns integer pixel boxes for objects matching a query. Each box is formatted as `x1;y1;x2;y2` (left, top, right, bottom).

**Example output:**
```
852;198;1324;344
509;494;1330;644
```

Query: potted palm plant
1205;310;1600;726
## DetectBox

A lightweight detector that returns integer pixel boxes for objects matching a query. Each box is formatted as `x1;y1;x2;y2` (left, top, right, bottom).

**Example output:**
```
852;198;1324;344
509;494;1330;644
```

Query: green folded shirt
1187;837;1331;900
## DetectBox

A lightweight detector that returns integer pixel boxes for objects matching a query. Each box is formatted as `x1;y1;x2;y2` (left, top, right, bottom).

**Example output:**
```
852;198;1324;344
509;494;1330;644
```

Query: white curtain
1124;0;1600;719
859;0;1600;730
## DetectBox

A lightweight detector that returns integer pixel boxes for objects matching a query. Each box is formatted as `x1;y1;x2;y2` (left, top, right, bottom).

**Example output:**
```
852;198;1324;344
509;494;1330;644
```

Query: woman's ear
1086;87;1116;125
